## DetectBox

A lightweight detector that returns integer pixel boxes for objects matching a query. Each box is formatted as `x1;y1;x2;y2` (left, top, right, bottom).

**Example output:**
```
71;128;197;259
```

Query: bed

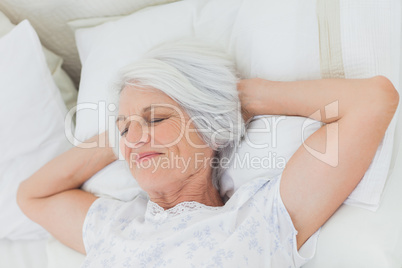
0;0;401;267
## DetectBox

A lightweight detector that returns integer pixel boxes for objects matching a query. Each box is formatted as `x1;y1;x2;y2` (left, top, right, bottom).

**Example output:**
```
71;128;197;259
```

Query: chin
132;168;179;193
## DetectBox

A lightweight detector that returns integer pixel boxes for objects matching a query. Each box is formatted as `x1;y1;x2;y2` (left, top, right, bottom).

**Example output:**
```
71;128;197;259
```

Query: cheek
119;138;129;161
187;131;208;147
152;120;183;146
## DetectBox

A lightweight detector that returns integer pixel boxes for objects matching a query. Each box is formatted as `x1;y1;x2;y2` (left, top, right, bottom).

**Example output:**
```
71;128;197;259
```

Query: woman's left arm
17;131;117;253
238;76;399;250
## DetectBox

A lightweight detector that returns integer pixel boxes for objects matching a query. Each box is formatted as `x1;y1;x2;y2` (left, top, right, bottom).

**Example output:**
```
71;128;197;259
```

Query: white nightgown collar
145;200;222;221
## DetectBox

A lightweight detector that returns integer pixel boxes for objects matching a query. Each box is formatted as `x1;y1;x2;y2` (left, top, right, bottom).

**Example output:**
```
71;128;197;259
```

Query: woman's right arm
17;131;117;254
238;76;399;250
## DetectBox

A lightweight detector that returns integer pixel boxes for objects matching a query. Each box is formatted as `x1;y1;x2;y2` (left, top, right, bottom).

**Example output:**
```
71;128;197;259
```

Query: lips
136;152;163;162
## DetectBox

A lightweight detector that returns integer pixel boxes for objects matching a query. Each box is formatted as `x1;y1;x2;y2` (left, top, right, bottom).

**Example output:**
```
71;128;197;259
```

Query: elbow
369;75;399;117
371;75;399;109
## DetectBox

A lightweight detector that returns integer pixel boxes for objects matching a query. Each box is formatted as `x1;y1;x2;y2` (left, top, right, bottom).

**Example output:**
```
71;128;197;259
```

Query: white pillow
220;116;322;198
73;0;323;201
0;20;73;240
0;10;78;118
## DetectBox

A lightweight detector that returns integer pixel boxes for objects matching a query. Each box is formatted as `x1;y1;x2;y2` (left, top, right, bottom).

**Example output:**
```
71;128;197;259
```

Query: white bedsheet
0;238;47;268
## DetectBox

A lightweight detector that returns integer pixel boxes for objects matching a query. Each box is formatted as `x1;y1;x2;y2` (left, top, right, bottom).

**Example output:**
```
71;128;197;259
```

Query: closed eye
120;118;166;137
150;118;165;123
120;128;128;137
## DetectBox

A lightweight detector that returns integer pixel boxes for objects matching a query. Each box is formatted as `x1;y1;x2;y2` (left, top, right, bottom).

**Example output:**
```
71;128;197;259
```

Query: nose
124;116;150;150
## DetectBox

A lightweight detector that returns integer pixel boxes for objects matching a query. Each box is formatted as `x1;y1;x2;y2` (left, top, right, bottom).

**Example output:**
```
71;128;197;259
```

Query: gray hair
112;38;246;190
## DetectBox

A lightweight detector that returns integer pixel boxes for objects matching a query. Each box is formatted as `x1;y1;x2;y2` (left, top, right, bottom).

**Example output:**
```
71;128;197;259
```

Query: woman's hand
237;78;279;123
237;78;263;122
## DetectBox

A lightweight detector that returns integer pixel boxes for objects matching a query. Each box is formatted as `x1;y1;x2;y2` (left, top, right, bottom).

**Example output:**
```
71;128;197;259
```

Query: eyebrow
115;105;158;124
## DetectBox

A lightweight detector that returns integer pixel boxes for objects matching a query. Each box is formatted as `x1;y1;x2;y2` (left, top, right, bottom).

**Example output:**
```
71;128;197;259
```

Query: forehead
118;85;179;114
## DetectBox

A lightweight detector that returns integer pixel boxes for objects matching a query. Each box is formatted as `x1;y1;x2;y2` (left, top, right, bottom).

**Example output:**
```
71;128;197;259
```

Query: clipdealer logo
63;100;339;167
301;101;339;167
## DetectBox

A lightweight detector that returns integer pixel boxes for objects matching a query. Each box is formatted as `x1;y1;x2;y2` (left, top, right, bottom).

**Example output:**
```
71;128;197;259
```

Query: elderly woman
17;40;398;267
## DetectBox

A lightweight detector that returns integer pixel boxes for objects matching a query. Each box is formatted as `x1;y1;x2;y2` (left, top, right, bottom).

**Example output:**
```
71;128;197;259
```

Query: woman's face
117;85;214;194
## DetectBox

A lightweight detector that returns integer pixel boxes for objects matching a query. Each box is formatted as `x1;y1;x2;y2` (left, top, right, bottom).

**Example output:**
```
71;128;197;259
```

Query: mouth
136;152;163;162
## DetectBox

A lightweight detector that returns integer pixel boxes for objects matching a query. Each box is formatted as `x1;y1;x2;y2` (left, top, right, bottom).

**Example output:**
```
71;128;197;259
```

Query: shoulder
227;174;299;243
228;174;320;266
223;174;284;217
82;192;148;253
83;193;148;235
228;174;281;203
87;192;148;219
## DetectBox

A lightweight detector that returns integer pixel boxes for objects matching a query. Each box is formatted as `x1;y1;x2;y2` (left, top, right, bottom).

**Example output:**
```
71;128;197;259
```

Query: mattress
0;238;48;268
